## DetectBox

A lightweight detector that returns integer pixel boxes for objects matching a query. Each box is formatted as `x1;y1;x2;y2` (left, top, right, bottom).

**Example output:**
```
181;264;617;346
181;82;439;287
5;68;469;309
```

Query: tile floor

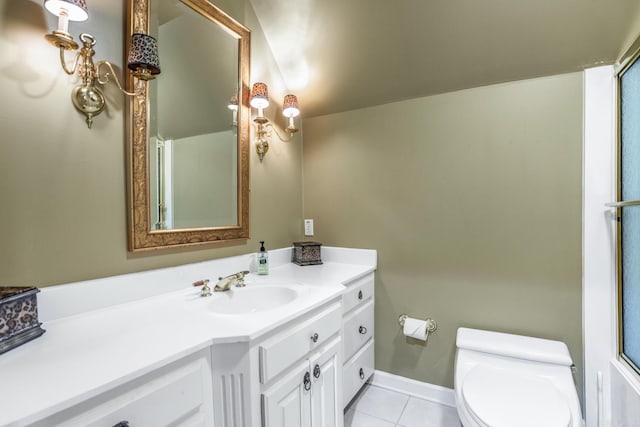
344;384;462;427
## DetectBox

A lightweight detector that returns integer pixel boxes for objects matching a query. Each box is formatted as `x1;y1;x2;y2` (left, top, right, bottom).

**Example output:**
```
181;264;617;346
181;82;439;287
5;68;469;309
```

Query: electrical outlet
304;219;314;236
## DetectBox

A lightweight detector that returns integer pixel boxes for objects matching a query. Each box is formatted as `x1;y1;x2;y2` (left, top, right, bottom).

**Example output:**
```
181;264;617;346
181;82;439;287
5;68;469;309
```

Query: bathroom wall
302;73;584;393
0;0;303;287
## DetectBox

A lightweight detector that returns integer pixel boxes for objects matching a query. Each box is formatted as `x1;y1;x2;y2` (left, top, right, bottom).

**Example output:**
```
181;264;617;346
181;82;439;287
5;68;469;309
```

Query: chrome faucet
214;270;250;292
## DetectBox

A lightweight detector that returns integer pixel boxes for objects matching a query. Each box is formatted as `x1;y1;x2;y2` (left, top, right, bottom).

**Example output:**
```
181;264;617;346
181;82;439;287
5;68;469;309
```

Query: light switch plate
304;219;314;236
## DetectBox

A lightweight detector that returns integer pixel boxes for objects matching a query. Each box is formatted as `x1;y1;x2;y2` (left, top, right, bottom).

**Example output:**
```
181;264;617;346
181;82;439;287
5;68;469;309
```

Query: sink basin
207;285;300;315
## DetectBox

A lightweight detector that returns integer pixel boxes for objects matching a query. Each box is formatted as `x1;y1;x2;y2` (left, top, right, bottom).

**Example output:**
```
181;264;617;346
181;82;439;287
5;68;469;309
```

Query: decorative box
0;287;45;355
292;242;323;266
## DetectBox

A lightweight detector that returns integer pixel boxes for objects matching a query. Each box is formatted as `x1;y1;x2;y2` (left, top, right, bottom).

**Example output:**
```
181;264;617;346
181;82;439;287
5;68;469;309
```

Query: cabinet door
310;337;343;427
33;350;214;427
262;359;312;427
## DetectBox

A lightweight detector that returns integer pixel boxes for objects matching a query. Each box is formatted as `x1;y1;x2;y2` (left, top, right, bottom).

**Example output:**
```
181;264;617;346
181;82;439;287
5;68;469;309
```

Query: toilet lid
462;366;572;427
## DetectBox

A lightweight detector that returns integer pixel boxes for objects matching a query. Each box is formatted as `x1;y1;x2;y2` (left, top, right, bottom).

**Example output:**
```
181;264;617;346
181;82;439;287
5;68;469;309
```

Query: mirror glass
150;0;239;230
127;0;250;251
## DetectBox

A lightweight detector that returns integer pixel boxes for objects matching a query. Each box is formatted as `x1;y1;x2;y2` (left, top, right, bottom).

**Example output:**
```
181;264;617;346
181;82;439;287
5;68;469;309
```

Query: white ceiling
250;0;640;118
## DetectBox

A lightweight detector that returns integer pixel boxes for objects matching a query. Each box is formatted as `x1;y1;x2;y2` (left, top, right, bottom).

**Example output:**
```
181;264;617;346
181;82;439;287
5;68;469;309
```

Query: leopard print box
0;287;45;354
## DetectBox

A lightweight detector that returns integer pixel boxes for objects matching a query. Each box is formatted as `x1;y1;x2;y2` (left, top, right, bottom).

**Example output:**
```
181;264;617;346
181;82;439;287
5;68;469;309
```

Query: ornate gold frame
126;0;251;251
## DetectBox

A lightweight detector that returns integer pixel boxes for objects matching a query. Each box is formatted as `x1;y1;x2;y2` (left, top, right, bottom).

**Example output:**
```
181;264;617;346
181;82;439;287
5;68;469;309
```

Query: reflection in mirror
150;1;239;230
127;0;250;251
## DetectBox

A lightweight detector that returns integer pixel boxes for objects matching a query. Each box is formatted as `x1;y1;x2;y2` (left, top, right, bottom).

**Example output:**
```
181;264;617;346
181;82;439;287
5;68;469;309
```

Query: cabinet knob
113;422;130;427
313;364;321;379
310;333;319;343
359;368;365;380
359;325;367;335
303;371;311;391
358;290;363;300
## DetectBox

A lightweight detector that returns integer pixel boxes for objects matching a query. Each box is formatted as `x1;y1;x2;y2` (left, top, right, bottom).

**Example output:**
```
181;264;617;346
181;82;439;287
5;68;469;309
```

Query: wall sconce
43;0;161;128
250;82;301;162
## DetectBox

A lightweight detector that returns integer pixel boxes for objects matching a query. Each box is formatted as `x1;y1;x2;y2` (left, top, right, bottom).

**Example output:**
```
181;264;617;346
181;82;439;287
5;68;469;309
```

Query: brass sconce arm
57;45;82;76
262;121;298;142
95;61;139;96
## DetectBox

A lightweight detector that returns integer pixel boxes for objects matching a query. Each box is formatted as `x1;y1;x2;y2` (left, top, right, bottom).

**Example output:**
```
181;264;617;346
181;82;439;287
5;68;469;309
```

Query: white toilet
454;327;583;427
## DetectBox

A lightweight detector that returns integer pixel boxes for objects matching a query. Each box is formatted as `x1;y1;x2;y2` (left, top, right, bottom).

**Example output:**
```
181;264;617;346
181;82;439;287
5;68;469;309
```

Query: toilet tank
456;328;573;366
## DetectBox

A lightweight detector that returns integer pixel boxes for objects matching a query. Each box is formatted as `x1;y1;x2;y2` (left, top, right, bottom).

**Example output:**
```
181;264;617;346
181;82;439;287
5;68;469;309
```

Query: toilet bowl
454;328;583;427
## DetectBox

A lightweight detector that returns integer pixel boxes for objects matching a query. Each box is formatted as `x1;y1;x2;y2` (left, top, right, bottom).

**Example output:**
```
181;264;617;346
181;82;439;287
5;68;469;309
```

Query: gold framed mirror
126;0;250;251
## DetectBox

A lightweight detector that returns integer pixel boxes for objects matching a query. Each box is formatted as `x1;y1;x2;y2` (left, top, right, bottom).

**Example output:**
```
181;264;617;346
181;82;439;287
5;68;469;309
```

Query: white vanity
0;247;376;427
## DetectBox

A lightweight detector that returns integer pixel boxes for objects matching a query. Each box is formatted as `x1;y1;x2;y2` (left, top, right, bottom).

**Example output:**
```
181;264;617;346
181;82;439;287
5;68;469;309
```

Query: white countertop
0;247;376;426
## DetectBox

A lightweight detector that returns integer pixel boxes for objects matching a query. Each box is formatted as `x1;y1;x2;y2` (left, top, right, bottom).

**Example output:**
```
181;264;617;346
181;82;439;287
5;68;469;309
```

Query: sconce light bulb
57;11;70;34
283;106;300;118
286;117;299;134
250;98;269;110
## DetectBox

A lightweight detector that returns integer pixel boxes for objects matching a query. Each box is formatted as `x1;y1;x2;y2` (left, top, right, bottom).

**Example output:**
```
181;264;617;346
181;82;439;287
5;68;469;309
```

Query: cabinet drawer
342;274;374;315
343;300;374;363
34;350;214;427
343;339;374;408
260;302;342;384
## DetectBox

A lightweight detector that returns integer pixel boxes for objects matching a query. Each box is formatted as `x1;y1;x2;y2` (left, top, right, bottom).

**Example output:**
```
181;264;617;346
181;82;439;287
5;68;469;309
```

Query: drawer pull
113;422;130;427
359;368;365;380
313;364;321;379
310;333;319;343
358;290;363;300
304;371;311;391
359;326;368;335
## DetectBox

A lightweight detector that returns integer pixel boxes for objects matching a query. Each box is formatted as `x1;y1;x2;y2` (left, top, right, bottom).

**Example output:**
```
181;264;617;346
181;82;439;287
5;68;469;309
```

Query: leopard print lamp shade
127;33;161;78
250;82;270;109
283;94;300;118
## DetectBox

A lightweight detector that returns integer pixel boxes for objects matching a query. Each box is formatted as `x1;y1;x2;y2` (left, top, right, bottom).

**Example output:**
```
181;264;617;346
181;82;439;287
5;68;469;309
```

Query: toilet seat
461;365;572;427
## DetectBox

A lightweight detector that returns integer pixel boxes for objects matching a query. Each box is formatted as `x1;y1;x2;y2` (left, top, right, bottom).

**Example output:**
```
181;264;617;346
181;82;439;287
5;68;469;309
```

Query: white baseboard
368;370;456;408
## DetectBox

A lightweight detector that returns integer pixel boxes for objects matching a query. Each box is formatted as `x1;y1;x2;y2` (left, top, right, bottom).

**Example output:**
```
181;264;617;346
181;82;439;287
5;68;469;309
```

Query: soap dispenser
257;241;269;275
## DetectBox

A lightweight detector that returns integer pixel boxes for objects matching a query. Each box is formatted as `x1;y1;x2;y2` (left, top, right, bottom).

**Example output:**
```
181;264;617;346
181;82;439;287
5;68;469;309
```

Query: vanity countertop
0;247;376;426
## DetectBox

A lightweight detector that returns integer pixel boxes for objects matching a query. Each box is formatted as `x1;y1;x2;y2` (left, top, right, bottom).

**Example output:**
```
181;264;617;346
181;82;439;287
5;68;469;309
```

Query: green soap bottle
257;241;269;275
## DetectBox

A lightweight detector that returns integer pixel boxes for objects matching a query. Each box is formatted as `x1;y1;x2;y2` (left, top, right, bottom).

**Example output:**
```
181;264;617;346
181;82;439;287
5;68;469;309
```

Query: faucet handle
193;279;212;297
235;270;250;287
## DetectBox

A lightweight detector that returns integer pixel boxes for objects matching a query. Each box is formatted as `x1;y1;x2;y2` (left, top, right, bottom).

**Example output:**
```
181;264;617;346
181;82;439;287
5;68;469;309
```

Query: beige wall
302;73;584;393
0;0;303;286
